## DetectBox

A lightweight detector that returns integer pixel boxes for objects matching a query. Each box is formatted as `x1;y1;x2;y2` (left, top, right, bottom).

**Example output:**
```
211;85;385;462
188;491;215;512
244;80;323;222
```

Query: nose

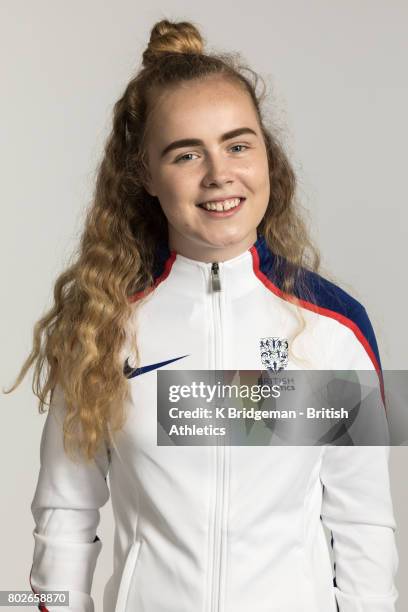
202;154;234;187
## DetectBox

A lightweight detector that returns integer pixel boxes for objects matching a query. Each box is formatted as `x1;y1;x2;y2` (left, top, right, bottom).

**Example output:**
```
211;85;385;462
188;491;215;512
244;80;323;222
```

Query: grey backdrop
1;2;407;610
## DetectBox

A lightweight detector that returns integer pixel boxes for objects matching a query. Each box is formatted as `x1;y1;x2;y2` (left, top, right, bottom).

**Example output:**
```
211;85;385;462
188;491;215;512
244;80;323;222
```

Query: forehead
147;77;258;142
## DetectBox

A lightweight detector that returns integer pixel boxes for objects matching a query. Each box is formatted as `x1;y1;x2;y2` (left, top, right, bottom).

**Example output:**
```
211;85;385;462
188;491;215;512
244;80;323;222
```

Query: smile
197;197;246;216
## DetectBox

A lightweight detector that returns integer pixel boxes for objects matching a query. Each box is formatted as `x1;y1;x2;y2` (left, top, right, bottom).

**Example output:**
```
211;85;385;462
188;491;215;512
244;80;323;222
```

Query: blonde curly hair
4;19;320;462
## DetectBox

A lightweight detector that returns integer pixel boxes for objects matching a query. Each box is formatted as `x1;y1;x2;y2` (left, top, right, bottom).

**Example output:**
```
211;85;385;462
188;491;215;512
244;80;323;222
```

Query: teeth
200;197;242;211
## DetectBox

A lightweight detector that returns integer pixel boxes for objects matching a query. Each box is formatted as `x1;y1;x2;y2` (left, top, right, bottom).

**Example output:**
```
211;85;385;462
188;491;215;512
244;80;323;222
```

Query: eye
175;152;199;163
230;144;249;153
174;143;249;164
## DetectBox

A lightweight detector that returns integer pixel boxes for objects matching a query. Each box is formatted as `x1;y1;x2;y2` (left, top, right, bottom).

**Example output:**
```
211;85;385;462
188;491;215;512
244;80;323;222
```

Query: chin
205;231;250;248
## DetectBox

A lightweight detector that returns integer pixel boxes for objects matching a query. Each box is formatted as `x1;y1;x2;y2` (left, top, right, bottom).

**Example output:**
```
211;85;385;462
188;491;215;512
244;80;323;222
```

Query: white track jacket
29;233;398;612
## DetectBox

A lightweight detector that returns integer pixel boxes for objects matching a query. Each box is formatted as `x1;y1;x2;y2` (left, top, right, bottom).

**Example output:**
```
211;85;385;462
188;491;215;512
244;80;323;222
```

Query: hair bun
143;19;205;68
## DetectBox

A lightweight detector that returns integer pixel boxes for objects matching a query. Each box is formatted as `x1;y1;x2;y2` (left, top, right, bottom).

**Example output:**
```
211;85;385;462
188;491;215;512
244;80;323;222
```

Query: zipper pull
211;262;221;292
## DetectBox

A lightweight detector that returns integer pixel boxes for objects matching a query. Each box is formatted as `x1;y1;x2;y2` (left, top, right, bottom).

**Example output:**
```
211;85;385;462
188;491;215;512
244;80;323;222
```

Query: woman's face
144;76;270;262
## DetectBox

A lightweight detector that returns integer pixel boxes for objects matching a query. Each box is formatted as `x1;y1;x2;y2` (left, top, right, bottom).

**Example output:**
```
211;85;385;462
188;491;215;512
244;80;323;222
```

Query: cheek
255;162;270;203
241;152;269;186
254;153;270;185
158;199;194;227
157;173;197;213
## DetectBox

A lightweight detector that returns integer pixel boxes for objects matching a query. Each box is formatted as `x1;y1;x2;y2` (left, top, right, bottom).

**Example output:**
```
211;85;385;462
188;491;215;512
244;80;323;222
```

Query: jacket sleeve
320;304;399;611
29;383;111;612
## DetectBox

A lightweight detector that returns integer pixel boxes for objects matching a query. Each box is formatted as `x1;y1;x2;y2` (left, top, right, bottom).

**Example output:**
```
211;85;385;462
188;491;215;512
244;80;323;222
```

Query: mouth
196;197;246;217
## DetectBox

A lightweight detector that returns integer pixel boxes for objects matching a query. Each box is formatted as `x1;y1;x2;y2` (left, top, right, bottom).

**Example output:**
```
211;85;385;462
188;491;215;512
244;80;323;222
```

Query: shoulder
295;266;367;323
295;268;382;372
252;237;381;370
254;235;370;327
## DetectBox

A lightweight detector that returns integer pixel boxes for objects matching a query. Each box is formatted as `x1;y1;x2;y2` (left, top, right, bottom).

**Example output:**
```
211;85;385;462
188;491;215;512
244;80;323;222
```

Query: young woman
6;18;398;612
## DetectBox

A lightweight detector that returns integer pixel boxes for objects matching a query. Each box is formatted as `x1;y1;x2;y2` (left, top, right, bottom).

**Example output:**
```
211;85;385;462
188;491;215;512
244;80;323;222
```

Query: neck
168;230;259;263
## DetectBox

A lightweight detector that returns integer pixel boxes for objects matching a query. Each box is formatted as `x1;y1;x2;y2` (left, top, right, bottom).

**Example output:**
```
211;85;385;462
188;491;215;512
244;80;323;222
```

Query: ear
145;184;156;197
142;173;156;197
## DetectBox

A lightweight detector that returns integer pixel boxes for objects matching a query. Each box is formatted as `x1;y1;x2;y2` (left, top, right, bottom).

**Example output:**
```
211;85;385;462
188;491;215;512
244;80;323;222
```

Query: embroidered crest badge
259;337;289;372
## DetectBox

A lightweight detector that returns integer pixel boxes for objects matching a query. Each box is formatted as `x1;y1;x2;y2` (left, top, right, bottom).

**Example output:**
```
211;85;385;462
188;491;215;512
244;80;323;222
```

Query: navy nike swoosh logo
123;355;189;379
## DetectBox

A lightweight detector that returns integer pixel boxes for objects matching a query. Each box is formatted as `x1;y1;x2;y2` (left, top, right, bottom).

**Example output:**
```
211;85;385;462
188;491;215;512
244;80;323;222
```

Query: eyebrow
160;127;258;159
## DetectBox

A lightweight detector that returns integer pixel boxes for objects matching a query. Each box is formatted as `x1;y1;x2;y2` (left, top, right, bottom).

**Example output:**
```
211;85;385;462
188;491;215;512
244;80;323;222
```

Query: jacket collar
150;232;274;299
153;232;269;277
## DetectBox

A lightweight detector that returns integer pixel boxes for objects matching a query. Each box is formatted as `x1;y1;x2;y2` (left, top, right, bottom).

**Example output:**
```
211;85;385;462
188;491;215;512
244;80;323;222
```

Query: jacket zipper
210;262;224;612
211;262;221;292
